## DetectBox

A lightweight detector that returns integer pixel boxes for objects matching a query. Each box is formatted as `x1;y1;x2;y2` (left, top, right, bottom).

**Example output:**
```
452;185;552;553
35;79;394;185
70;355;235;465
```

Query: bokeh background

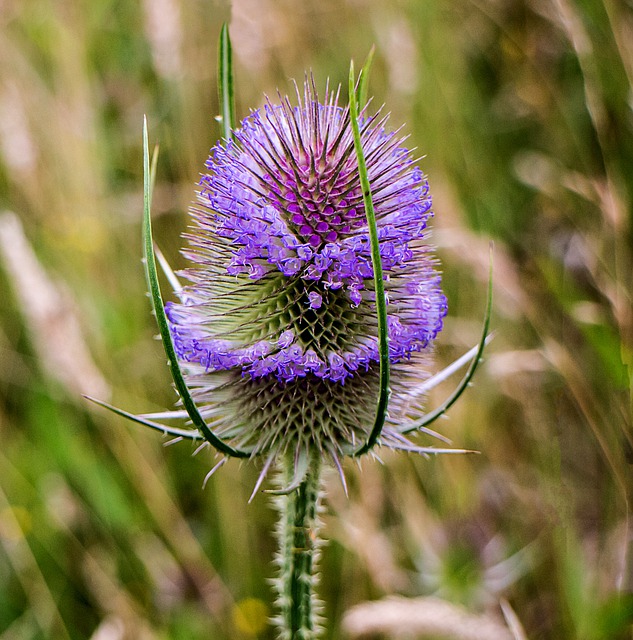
0;0;632;638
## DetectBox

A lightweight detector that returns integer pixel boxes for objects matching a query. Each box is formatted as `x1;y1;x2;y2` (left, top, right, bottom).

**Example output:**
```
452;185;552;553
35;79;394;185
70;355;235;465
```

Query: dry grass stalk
343;595;515;640
0;211;109;400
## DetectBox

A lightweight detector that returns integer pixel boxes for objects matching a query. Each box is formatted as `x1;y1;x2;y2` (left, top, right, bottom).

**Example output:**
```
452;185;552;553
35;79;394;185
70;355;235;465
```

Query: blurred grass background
0;0;632;638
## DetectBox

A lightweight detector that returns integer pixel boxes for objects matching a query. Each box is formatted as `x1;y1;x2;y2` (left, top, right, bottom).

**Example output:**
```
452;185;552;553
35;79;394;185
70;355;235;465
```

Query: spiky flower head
166;79;447;475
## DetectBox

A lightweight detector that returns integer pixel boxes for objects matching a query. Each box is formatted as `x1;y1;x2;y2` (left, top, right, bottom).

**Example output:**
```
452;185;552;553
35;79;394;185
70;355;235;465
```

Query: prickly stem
273;453;323;639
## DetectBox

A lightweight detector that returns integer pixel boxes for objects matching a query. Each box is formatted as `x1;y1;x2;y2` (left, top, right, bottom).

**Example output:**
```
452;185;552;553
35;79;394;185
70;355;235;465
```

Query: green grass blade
85;396;203;440
356;45;375;109
347;62;390;457
142;117;250;458
400;247;494;434
218;23;235;141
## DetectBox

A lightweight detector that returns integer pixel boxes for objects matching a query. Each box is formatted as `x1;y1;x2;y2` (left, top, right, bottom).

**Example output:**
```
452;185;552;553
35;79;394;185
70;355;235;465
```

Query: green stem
275;454;322;639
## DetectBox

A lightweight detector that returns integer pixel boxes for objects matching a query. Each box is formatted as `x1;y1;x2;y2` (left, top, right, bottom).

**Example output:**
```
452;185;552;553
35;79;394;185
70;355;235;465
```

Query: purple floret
170;82;447;385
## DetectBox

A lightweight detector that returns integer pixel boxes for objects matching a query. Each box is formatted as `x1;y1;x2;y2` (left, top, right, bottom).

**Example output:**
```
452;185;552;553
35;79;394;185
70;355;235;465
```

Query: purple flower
168;79;447;460
307;291;323;309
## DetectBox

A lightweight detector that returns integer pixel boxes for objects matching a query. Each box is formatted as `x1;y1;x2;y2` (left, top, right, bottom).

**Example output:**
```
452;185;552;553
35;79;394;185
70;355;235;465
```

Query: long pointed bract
356;46;375;109
142;117;250;458
400;247;493;434
218;23;236;142
347;62;391;457
84;395;203;440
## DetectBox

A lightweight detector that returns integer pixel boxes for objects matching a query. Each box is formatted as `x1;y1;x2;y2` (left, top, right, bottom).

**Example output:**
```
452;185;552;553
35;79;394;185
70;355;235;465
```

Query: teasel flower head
164;78;449;482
